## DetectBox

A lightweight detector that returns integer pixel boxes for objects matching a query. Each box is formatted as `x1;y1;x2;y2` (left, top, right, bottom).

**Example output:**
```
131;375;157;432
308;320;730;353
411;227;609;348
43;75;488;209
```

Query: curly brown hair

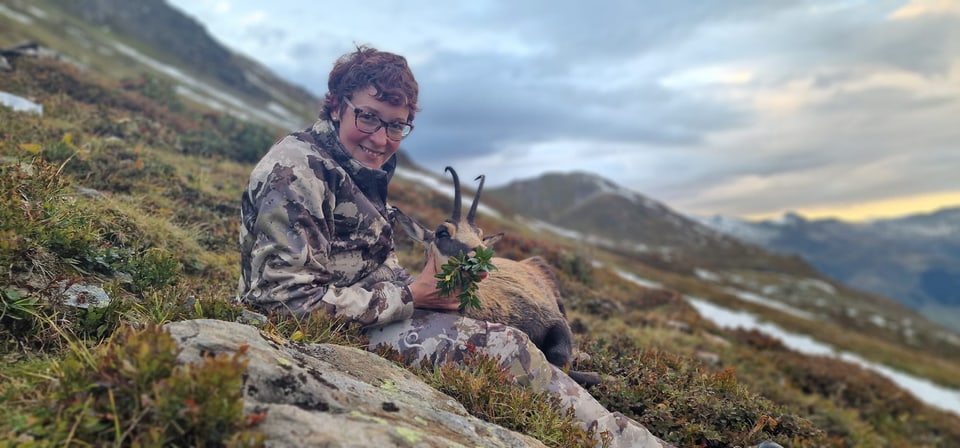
321;45;420;123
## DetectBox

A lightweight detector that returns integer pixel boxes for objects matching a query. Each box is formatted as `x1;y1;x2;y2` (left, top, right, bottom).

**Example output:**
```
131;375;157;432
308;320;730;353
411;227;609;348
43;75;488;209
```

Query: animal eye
435;228;450;239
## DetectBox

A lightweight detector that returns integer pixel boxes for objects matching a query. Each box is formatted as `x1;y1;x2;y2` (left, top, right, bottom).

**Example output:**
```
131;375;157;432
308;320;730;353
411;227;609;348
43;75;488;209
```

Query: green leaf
436;249;497;312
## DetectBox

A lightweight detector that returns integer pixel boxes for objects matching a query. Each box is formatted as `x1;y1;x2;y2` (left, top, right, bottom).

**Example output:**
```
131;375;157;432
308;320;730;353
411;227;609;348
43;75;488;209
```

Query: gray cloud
169;0;960;219
404;49;750;164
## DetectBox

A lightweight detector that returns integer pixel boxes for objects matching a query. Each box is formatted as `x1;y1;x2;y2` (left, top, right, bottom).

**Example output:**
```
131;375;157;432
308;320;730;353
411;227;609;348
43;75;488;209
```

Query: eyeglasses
343;98;414;141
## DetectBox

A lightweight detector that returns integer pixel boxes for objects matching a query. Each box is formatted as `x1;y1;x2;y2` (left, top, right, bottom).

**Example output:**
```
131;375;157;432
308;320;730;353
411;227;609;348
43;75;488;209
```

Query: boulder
165;319;547;447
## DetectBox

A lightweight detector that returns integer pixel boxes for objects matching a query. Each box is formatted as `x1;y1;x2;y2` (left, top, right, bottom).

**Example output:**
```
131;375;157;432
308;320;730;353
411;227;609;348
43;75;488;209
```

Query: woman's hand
409;252;461;311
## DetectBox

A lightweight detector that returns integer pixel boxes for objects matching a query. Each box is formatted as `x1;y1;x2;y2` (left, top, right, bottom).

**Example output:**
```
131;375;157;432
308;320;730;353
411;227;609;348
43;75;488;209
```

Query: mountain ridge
486;172;820;275
486;170;960;343
698;207;960;332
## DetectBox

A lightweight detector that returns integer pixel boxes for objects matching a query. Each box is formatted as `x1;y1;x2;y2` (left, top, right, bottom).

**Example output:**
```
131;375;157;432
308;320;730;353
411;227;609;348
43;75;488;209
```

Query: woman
239;46;456;321
238;45;665;448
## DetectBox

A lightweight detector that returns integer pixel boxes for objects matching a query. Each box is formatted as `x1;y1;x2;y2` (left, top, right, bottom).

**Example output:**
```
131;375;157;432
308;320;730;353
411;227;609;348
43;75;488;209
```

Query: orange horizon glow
742;191;960;222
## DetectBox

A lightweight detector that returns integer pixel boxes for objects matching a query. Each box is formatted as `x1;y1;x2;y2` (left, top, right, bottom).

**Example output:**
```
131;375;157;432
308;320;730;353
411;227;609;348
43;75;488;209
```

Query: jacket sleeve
240;154;414;328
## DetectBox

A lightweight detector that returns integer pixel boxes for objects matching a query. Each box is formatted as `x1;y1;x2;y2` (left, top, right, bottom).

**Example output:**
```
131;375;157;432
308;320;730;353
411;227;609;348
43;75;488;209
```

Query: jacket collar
309;119;396;204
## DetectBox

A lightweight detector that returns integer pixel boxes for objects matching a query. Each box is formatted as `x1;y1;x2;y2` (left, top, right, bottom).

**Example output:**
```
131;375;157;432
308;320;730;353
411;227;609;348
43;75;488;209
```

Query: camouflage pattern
238;119;414;326
367;310;670;448
239;118;668;447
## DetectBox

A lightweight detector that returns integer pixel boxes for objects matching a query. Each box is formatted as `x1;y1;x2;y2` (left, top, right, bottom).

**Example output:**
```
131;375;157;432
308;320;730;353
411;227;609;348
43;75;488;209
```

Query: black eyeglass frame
342;98;414;141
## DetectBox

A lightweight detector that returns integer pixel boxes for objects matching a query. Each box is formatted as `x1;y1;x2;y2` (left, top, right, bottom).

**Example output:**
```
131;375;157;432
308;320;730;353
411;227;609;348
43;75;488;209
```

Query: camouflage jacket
238;119;414;327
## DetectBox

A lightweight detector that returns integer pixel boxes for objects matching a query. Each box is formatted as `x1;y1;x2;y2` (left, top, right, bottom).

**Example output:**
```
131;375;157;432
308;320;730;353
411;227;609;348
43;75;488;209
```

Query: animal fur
391;167;575;367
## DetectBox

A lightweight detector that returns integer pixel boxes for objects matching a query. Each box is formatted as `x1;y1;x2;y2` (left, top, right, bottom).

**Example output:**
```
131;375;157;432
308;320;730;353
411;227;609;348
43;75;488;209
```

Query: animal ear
390;206;433;244
482;232;504;247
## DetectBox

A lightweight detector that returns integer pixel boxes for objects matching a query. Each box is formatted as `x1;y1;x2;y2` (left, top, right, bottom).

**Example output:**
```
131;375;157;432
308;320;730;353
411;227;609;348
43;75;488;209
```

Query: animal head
392;167;503;268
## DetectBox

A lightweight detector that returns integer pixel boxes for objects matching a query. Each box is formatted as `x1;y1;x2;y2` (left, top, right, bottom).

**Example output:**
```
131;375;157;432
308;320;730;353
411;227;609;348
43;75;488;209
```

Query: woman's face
333;86;410;169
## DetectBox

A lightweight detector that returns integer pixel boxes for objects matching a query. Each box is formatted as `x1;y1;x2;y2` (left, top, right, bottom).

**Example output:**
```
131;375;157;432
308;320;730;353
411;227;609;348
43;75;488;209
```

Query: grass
2;48;960;448
415;349;600;448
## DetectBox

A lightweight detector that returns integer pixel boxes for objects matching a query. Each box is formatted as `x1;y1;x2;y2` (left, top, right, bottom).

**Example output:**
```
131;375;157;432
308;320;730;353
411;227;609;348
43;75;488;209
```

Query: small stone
60;282;111;309
75;186;105;199
757;441;784;448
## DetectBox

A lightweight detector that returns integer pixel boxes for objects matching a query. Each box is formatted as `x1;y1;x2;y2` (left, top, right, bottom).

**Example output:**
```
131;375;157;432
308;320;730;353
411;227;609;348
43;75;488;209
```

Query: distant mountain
698;208;960;332
484;171;960;341
485;171;818;275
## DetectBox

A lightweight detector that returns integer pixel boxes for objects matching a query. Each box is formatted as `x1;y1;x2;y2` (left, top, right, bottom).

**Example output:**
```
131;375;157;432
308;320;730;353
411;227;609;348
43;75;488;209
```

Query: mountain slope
3;3;960;445
1;0;317;131
486;171;817;274
486;171;960;361
55;0;306;105
699;209;960;332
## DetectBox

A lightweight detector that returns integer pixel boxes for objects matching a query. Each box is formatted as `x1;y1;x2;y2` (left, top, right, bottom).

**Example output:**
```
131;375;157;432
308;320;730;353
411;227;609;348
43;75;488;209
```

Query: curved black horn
467;174;485;224
445;166;461;222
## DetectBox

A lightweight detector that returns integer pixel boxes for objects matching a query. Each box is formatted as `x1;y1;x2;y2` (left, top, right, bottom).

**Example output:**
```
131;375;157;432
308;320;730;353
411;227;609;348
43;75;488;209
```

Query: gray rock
695;349;720;366
74;186;105;199
60;282;111;308
236;308;268;326
165;319;548;447
756;441;785;448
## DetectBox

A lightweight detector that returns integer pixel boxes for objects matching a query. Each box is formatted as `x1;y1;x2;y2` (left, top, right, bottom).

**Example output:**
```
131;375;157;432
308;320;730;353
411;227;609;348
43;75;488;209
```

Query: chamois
391;167;575;368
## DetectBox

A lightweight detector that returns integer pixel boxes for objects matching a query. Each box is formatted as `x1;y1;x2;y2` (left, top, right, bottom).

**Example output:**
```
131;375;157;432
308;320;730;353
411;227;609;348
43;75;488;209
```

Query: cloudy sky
166;0;960;221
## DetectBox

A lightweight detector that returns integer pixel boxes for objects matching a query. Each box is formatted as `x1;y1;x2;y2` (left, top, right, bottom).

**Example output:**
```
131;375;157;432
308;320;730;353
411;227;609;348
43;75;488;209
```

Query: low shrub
578;335;828;447
21;324;265;446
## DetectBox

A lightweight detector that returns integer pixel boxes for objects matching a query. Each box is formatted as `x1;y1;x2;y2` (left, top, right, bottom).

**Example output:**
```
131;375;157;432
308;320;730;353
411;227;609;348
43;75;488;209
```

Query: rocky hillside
3;1;960;446
485;170;960;368
485;172;818;274
0;0;316;131
698;209;960;332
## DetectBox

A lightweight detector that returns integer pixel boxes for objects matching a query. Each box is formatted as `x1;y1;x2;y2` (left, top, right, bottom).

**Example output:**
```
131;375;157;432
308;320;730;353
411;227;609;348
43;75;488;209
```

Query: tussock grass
413;349;600;448
262;310;369;349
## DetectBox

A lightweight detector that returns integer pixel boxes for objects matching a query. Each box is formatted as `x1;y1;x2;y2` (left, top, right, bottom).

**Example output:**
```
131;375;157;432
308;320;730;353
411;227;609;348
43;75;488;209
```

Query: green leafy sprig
435;246;498;312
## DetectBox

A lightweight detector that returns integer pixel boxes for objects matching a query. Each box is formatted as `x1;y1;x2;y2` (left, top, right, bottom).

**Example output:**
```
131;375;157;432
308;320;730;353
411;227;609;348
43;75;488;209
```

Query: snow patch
684;296;960;417
107;41;301;130
869;314;887;328
0;91;43;115
798;278;836;295
589;175;663;211
0;4;33;23
694;268;722;282
394;168;502;220
615;269;663;289
726;288;815;320
694;214;777;244
26;5;47;19
520;218;584;240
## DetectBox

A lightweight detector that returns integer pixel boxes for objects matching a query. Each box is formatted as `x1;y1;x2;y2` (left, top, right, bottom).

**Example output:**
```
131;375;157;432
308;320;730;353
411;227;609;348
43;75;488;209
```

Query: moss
394;426;423;443
349;410;388;425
